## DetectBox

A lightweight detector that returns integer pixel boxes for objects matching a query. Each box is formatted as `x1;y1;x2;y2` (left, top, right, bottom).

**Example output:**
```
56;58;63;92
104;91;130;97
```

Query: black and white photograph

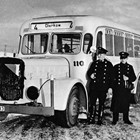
0;0;140;139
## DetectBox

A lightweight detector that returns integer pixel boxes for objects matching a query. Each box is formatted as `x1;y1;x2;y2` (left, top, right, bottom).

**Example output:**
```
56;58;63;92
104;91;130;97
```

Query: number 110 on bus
73;61;84;66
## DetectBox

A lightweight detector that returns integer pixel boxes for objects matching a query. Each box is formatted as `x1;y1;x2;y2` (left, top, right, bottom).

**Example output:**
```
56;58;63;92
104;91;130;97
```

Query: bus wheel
66;86;79;127
0;113;8;121
55;86;79;127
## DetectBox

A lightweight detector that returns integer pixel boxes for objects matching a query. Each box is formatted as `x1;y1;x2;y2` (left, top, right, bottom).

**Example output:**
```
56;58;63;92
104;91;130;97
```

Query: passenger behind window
64;44;70;53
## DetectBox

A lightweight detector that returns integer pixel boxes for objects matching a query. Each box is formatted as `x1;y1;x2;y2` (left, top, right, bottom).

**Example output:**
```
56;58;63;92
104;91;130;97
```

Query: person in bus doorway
87;47;114;125
111;51;136;125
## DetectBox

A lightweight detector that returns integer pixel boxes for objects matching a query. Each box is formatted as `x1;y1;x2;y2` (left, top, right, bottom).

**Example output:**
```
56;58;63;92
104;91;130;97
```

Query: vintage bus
0;15;140;127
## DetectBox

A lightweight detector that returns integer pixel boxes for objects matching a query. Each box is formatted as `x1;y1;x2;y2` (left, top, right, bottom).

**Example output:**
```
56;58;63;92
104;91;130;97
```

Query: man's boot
88;106;95;124
123;112;133;125
112;112;119;125
97;105;103;125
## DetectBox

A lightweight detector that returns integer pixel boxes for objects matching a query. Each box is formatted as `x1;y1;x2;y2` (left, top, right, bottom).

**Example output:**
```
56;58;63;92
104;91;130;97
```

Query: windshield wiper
25;45;36;54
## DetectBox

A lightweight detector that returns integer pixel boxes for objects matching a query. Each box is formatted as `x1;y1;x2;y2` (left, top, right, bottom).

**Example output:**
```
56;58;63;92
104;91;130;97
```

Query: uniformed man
87;47;114;125
111;51;136;125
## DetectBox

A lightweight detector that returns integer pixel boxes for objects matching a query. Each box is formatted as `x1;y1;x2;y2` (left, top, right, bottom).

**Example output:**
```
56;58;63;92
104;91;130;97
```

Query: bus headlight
26;86;39;101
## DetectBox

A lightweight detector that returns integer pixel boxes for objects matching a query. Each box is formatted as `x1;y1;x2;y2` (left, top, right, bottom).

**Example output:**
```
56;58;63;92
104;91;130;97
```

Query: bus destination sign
31;21;73;30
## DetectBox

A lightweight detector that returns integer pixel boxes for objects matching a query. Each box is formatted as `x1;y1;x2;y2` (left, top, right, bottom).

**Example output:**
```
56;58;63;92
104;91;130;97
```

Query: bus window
51;33;81;54
22;34;48;54
96;31;102;48
134;35;140;57
114;30;124;56
105;28;113;56
83;33;93;54
125;33;133;57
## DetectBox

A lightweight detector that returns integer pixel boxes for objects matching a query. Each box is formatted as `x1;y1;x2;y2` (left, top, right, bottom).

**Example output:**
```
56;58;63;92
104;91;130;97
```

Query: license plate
0;106;5;111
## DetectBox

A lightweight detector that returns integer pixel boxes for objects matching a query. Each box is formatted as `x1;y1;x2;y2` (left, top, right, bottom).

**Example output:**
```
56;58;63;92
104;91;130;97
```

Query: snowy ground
0;104;140;140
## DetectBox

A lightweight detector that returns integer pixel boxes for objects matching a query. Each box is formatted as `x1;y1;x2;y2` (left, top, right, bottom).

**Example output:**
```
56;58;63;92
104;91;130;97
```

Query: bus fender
53;78;88;111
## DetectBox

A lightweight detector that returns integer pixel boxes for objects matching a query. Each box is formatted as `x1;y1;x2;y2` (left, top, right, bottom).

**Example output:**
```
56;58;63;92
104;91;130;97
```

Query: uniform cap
119;51;129;59
97;47;108;54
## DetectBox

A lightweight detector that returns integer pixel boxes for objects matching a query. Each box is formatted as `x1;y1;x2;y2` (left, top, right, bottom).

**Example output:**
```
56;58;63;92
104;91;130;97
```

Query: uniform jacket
114;62;136;87
87;59;114;92
111;62;136;113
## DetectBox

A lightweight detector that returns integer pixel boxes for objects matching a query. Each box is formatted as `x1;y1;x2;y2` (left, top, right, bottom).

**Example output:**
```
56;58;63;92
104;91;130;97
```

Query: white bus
0;15;140;127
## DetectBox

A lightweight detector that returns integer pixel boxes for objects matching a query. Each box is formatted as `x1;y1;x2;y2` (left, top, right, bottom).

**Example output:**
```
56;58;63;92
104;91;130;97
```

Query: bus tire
0;113;8;121
55;86;79;127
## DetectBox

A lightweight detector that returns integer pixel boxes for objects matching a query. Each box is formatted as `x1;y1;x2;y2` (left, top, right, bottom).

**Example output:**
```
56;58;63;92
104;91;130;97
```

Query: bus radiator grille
0;64;22;100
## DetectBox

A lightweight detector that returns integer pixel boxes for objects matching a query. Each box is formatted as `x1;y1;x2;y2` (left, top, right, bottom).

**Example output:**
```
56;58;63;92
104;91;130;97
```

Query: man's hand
108;88;113;94
107;88;113;98
90;73;95;79
123;75;129;81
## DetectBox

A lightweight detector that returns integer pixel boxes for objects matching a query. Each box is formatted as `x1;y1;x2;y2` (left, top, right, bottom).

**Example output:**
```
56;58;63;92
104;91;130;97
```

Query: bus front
0;16;88;127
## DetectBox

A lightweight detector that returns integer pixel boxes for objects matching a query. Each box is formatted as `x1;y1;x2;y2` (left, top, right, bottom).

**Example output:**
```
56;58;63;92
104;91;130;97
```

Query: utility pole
4;44;7;56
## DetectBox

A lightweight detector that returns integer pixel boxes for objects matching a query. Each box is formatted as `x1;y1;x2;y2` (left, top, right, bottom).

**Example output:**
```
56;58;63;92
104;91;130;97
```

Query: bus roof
20;15;140;35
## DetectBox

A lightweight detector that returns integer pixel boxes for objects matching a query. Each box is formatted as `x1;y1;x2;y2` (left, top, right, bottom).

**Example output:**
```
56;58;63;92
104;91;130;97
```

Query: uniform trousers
89;90;107;121
113;112;130;123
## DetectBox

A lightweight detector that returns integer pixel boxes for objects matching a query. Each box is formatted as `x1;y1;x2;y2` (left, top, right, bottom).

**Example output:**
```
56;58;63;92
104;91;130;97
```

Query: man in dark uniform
111;51;136;125
87;47;114;125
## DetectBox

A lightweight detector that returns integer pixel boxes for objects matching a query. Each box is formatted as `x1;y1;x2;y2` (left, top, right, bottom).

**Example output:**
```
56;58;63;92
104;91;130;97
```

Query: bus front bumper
0;104;54;116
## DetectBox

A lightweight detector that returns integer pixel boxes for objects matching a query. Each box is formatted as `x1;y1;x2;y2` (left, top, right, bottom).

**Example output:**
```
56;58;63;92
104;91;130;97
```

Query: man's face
98;53;106;60
120;58;128;64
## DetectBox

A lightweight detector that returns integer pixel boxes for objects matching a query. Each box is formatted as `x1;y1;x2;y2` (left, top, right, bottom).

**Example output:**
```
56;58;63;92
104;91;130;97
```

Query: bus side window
125;33;133;57
134;36;140;57
96;31;102;48
105;29;113;56
114;31;124;56
83;33;93;54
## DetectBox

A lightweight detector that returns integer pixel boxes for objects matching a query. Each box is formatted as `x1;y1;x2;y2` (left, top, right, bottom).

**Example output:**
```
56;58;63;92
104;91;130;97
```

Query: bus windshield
50;33;81;54
22;34;48;54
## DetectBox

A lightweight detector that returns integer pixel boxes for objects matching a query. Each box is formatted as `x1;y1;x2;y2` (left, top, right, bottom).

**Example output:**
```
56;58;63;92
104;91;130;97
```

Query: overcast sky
1;0;140;52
